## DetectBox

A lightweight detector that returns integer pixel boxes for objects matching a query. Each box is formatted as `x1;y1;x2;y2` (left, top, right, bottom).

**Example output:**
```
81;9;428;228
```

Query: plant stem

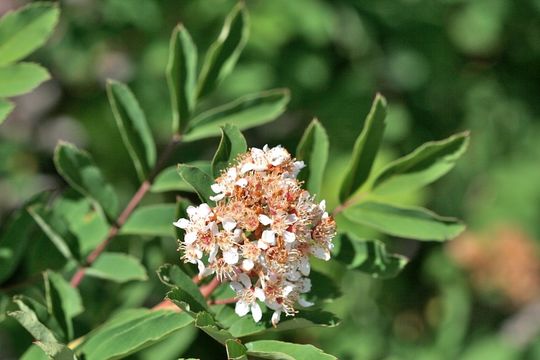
70;136;181;287
200;277;221;298
210;297;237;305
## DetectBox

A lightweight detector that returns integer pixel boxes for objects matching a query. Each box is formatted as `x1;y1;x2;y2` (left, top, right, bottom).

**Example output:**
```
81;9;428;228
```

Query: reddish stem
200;277;221;298
210;297;237;305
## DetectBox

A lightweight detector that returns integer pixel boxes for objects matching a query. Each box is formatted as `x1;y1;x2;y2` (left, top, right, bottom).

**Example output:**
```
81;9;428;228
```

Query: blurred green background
2;0;540;359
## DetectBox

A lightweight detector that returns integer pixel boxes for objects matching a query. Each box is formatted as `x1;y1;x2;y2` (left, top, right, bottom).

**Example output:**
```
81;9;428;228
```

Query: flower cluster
173;145;336;325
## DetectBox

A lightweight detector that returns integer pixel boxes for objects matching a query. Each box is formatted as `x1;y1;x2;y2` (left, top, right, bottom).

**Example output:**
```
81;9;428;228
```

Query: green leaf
0;62;49;97
197;3;249;98
245;340;337;360
106;80;156;182
54;141;118;219
27;204;79;262
184;89;290;142
121;204;176;238
195;311;235;344
167;24;197;134
343;201;466;241
44;271;83;340
0;98;14;124
296;119;329;195
77;309;193;360
226;339;248;360
151;161;211;193
335;234;408;278
85;253;148;283
227;309;340;338
20;345;48;360
372;131;470;194
339;94;387;202
156;264;206;307
0;3;59;66
177;164;215;204
305;271;342;303
212;124;247;177
166;286;209;317
8;298;76;360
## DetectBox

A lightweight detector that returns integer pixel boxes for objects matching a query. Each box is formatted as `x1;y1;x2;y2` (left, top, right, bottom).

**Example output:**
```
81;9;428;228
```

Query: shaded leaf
77;309;193;360
121;204;176;238
226;339;248;360
178;164;215;204
343;201;465;241
212;124;247;177
184;89;290;142
197;3;249;97
372;131;470;194
107;80;156;182
167;24;197;134
0;3;59;66
0;62;49;97
296;119;329;195
0;98;14;124
85;253;148;283
157;264;206;308
166;285;209;318
195;311;235;344
151;161;211;193
339;94;387;202
245;340;337;360
54;141;118;219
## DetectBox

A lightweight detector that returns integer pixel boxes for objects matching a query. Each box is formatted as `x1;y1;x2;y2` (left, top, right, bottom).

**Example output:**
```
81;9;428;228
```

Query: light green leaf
0;98;14;124
245;340;337;360
20;345;48;360
197;3;249;98
156;264;206;309
343;201;465;241
195;312;235;344
0;62;49;97
226;339;248;360
167;24;197;134
296;119;329;195
106;80;156;182
85;253;148;283
335;234;408;278
166;286;209;318
151;161;211;193
8;299;76;360
212;124;247;177
372;131;470;194
121;204;176;238
77;309;193;360
184;89;290;142
178;164;215;204
54;141;118;219
339;94;387;202
0;2;59;66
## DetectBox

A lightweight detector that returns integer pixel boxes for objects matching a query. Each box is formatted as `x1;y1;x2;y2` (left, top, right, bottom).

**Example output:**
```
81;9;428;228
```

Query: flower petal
258;214;273;226
254;287;266;301
222;218;237;232
184;232;197;244
223;247;239;265
271;310;281;326
242;259;254;271
251;303;263;322
173;218;190;229
261;230;276;245
283;231;296;243
298;298;314;307
235;301;250;317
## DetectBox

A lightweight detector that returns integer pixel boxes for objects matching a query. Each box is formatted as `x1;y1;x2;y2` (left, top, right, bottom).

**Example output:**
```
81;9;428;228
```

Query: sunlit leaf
226;339;248;360
0;62;49;97
121;204;176;237
195;311;235;344
166;285;209;318
107;80;156;182
339;94;387;202
212;124;247;177
245;340;337;360
85;253;148;283
151;161;211;193
296;119;329;195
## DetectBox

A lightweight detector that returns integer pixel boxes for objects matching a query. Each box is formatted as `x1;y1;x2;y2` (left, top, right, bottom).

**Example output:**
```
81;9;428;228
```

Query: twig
209;297;237;305
70;137;181;287
200;277;221;298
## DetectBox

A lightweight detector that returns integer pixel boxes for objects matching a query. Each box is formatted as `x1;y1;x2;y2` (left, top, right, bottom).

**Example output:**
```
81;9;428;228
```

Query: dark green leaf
245;340;337;360
335;234;408;278
54;141;118;219
195;311;235;344
167;24;197;134
296;119;329;195
0;3;59;66
107;80;156;182
166;285;209;317
121;204;176;238
184;89;290;142
0;62;49;97
343;201;466;241
372;131;470;194
157;264;206;308
212;124;247;177
77;309;193;360
339;94;387;202
151;161;211;193
197;3;249;98
305;271;342;303
0;98;14;124
226;339;248;360
178;164;215;204
85;253;148;283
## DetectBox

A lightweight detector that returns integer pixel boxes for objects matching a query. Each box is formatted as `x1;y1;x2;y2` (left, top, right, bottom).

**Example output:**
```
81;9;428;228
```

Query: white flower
231;274;265;322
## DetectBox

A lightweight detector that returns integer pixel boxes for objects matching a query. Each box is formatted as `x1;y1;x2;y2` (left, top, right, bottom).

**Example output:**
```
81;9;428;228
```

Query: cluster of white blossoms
173;145;336;326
